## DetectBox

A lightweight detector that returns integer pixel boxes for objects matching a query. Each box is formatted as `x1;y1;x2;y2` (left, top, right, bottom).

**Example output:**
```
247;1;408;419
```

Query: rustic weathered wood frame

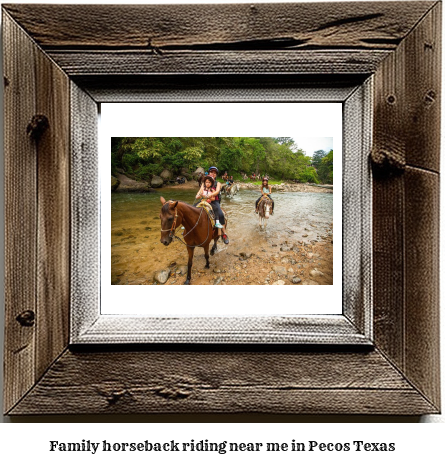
3;2;441;415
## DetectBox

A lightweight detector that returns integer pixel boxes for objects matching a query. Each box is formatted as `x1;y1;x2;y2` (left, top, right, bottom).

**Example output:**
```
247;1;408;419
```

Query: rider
255;177;274;215
195;175;223;229
207;166;229;244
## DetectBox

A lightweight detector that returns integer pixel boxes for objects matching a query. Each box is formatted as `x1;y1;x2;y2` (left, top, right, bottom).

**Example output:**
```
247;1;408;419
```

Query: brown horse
197;172;205;187
159;197;223;284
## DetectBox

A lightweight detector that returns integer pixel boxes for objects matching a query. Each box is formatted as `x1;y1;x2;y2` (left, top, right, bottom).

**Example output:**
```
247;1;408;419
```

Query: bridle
160;202;179;238
160;200;210;247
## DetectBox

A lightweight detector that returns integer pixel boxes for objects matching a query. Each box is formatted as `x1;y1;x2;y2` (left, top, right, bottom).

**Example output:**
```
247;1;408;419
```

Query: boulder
193;167;205;179
153;269;171;284
160;169;173;181
115;173;153;193
292;276;302;284
111;176;120;192
150;175;164;188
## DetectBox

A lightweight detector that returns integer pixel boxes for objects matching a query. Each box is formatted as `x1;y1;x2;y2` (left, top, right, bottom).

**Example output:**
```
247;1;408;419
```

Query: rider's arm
196;185;204;199
213;182;221;196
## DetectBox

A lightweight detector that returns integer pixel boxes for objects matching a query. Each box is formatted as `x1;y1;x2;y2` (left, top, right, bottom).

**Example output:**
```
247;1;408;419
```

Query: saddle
196;200;216;228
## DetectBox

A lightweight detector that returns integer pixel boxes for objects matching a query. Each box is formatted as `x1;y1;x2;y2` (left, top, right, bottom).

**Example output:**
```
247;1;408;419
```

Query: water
111;188;333;285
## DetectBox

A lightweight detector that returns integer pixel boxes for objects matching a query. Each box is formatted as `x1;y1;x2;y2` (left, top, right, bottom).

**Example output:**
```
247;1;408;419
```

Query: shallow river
111;188;333;285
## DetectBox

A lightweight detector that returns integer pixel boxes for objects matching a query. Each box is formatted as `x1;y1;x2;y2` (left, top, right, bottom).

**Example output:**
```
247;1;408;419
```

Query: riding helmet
208;166;219;174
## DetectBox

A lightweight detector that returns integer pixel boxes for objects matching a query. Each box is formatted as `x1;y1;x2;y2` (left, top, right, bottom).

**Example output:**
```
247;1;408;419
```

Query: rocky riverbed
150;237;333;286
111;187;334;286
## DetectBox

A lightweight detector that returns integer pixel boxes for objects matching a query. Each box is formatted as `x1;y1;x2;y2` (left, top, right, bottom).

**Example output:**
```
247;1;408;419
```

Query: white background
0;0;444;461
101;102;342;315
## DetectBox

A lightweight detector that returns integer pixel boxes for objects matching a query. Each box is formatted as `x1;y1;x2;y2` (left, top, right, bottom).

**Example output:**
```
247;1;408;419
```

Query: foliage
111;137;333;184
313;149;333;184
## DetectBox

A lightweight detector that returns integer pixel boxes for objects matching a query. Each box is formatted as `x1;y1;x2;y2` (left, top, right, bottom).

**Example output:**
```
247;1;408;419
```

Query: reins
161;201;211;248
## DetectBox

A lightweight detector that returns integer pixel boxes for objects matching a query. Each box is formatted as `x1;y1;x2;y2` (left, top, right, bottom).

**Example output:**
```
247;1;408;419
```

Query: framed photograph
3;2;440;415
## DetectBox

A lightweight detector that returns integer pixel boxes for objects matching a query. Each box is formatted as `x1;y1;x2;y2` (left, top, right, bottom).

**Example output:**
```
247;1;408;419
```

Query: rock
213;268;222;273
281;258;289;264
292;276;302;284
239;252;252;259
115;173;153;193
153;269;170;284
302;234;308;238
176;265;188;275
307;253;314;259
213;277;223;285
273;265;288;276
160;169;173;181
290;258;297;265
288;267;294;273
150;175;164;188
272;280;286;285
111;176;120;192
302;279;319;285
193;167;205;179
280;246;291;252
310;269;324;278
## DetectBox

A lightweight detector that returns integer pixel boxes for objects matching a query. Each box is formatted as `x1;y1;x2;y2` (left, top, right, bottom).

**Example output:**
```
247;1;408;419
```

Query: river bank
161;180;333;194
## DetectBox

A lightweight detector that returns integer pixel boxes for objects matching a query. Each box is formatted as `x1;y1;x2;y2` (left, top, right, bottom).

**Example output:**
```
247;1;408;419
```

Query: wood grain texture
404;2;441;172
3;12;37;414
70;83;99;339
2;2;435;50
342;81;372;336
372;3;441;411
404;168;440;408
8;349;437;415
35;42;71;380
47;50;391;76
3;2;441;416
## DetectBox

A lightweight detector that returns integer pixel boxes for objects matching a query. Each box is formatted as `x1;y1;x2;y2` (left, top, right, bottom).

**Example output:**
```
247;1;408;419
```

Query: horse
197;172;205;187
226;182;239;198
159;197;226;284
258;195;273;230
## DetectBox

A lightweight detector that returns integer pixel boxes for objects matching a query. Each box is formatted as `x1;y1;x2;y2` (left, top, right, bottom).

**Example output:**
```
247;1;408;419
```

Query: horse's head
160;197;179;246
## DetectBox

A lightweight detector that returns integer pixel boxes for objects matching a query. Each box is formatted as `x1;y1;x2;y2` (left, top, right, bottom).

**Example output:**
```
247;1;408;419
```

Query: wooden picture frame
2;2;440;415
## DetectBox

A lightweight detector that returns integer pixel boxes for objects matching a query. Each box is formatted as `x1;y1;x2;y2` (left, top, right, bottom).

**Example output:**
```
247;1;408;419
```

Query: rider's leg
255;196;261;213
212;201;229;244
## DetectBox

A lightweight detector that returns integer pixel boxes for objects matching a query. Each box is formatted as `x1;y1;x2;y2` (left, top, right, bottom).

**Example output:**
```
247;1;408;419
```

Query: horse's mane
161;200;200;214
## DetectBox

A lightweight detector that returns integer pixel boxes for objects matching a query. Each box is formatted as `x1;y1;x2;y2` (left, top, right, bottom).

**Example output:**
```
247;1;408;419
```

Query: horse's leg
211;236;219;255
204;243;210;268
184;247;195;285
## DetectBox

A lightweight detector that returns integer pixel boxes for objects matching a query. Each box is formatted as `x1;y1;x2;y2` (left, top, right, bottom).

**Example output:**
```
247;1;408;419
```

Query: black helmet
208;166;219;174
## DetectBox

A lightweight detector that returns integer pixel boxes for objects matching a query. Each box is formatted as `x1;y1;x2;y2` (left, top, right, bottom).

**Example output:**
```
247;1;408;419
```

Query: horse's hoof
210;248;216;256
184;280;190;285
204;264;210;269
